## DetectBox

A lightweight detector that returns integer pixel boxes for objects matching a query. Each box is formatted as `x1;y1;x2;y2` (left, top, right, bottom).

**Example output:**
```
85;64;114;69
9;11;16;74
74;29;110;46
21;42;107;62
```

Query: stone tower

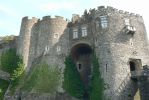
16;6;149;100
17;17;38;68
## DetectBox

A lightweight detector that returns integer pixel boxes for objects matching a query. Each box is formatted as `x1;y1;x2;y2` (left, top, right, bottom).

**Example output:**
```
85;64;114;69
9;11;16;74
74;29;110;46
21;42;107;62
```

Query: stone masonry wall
93;6;149;99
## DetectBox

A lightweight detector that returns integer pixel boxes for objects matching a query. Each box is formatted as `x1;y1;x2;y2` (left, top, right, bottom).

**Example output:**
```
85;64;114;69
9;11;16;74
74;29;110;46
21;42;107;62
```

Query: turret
17;16;38;67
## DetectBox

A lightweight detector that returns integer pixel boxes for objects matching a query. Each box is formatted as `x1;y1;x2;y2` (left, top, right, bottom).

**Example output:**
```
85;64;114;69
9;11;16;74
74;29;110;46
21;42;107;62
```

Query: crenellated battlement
69;6;143;25
41;15;65;21
97;6;142;18
42;16;51;20
22;16;39;22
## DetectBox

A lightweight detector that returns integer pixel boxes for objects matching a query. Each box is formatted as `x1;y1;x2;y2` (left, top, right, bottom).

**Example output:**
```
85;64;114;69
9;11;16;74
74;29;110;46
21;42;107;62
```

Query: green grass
22;63;61;93
0;79;9;100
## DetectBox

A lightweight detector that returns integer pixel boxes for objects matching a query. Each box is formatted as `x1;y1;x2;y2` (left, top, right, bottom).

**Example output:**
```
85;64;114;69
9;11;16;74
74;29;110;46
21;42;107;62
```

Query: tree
63;56;85;98
89;53;104;100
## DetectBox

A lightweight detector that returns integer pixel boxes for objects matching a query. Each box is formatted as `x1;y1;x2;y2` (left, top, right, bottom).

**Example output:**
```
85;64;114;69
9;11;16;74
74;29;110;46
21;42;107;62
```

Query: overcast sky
0;0;149;39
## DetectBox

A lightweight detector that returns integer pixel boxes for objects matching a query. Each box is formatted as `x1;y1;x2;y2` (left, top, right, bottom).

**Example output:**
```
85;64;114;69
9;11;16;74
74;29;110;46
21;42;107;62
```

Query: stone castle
1;6;149;100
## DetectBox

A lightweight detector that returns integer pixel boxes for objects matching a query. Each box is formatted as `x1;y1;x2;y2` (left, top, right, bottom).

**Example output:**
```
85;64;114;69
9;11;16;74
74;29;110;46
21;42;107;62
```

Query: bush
22;63;60;93
63;56;85;99
89;53;104;100
1;35;15;43
0;48;20;74
10;59;25;92
0;79;9;100
0;48;25;94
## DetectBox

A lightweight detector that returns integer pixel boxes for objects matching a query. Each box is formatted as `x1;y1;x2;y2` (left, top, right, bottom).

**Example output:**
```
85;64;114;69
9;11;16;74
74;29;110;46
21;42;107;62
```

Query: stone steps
111;73;137;100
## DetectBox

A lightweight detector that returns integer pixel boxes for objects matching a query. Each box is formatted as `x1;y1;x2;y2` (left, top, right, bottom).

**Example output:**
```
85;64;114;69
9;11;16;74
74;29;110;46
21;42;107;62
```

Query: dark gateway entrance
71;43;92;90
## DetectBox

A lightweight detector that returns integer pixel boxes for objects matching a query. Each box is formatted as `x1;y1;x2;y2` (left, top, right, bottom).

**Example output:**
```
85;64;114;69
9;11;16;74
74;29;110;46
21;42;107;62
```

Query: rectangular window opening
82;27;87;37
73;29;78;39
100;16;108;28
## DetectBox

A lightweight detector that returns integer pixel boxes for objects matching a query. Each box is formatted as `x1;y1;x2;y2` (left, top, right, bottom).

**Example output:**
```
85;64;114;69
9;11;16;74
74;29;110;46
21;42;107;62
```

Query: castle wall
15;6;149;100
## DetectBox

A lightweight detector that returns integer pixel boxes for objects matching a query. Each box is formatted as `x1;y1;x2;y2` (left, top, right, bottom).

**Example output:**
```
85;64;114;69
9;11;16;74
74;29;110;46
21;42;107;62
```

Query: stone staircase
111;73;138;100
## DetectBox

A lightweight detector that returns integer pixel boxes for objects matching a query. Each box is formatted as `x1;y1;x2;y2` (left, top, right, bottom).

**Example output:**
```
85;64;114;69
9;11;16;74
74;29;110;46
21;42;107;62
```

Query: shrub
1;35;15;43
0;79;9;100
0;48;20;74
0;48;25;94
63;56;85;99
10;59;25;92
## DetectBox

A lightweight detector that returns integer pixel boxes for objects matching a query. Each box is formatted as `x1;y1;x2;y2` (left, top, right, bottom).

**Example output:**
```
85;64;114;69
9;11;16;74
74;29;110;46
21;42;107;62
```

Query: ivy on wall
0;48;20;74
0;79;9;100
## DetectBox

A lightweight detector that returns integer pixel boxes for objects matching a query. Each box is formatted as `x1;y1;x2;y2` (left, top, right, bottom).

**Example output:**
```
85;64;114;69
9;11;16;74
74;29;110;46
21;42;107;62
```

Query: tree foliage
0;79;9;100
10;59;25;91
0;48;25;93
1;35;15;43
0;48;20;74
89;53;104;100
63;56;85;99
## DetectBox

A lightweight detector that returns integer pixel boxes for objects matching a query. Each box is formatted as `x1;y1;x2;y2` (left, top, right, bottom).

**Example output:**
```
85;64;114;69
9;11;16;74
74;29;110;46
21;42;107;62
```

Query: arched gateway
71;43;92;88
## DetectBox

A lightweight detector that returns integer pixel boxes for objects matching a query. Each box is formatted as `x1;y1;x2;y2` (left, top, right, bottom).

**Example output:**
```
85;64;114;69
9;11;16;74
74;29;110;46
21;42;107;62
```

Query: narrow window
106;64;108;72
82;27;87;37
95;38;98;46
129;61;136;71
73;29;78;39
78;64;82;70
45;46;49;52
44;45;49;55
100;16;108;28
57;46;61;52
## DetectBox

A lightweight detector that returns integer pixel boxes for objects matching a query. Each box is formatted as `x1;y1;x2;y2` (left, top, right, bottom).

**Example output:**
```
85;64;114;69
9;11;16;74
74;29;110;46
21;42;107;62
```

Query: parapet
97;6;142;17
55;16;64;20
97;6;105;10
41;15;65;21
22;16;28;20
42;16;51;20
22;16;39;23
